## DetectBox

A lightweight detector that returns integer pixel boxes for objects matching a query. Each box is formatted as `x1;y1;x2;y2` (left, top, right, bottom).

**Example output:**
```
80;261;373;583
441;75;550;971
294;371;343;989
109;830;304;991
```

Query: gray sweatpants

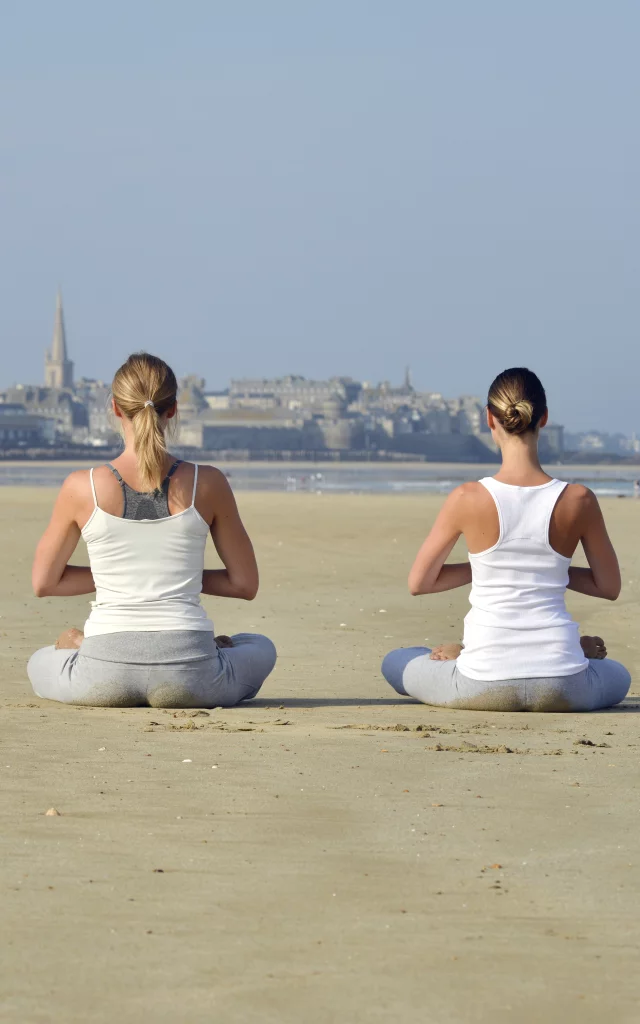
382;646;631;712
27;631;277;708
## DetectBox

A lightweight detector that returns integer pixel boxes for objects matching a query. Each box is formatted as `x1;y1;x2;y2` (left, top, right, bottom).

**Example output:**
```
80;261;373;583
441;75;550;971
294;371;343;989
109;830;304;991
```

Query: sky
1;1;638;433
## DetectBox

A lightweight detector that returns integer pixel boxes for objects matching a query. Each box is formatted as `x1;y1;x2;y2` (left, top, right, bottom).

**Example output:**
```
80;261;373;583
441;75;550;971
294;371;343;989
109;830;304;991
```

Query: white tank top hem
82;464;215;638
456;477;588;682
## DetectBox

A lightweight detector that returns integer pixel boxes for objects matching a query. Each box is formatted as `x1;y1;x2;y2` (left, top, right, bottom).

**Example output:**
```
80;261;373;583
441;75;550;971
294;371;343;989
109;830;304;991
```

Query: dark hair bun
502;400;533;434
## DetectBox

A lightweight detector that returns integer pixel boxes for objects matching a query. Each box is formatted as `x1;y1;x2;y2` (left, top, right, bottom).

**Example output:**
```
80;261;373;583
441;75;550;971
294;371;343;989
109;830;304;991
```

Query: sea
1;461;639;497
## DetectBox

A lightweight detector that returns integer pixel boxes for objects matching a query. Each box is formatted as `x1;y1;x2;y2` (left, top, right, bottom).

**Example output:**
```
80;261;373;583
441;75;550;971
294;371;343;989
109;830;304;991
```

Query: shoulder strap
89;468;98;508
107;463;125;485
106;463;127;517
161;460;181;489
191;464;199;506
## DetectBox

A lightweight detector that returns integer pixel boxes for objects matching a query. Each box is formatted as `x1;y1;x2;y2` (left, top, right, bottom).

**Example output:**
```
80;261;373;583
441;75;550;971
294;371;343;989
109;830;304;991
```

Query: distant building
44;291;74;389
204;390;230;411
1;293;86;440
2;384;87;436
74;378;116;443
178;375;208;418
0;403;55;447
229;375;361;413
179;408;324;451
621;433;640;454
564;430;627;456
540;424;564;459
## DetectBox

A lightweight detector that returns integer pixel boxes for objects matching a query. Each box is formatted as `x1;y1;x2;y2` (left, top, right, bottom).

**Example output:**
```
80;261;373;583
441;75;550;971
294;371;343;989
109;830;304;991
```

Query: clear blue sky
1;1;638;432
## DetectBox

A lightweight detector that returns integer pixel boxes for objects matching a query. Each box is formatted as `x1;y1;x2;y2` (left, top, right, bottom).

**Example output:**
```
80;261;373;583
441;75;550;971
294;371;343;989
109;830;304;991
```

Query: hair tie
144;400;155;408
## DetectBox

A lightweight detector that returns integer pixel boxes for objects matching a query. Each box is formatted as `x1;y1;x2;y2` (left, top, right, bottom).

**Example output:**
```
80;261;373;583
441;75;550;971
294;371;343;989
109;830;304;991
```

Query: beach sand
1;488;639;1023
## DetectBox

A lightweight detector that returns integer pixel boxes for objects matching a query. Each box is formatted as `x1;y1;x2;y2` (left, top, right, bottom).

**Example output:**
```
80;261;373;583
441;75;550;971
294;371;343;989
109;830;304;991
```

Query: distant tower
45;291;74;389
404;365;413;391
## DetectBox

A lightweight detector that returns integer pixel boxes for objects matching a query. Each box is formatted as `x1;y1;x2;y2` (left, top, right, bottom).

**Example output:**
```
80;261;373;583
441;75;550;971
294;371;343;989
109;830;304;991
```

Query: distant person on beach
27;353;276;707
382;367;631;711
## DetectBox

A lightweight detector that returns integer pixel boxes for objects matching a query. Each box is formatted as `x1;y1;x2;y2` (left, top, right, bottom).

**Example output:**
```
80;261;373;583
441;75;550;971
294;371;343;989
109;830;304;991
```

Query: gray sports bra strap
103;461;187;521
107;461;180;489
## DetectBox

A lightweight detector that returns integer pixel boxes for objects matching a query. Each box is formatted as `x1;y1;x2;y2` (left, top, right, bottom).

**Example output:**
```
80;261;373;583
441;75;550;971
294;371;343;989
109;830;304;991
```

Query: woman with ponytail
382;367;631;712
28;353;276;707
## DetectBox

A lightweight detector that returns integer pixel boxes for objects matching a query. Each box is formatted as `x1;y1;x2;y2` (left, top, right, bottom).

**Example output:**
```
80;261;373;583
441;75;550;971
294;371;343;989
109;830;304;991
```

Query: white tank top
456;477;588;681
81;465;214;637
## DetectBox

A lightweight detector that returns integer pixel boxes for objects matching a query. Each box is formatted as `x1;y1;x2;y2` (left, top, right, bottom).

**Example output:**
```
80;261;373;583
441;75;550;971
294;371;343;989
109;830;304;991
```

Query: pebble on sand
45;807;61;816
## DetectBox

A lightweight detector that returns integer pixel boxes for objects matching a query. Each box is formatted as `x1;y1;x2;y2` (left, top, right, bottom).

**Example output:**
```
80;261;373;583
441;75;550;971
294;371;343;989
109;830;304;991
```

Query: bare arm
32;474;95;597
408;488;472;596
201;471;259;601
567;490;621;601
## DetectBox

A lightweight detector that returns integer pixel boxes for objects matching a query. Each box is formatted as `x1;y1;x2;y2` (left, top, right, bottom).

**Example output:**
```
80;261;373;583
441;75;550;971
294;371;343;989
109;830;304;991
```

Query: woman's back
467;478;575;626
82;461;213;637
457;477;587;680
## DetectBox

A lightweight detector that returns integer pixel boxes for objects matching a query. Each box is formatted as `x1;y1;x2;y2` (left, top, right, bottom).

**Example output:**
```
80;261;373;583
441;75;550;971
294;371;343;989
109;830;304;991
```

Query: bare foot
580;635;607;660
429;643;464;662
215;635;234;649
55;627;84;650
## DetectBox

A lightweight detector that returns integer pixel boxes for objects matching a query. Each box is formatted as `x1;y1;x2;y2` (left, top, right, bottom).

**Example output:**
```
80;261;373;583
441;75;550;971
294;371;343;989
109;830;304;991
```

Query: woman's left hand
429;643;463;661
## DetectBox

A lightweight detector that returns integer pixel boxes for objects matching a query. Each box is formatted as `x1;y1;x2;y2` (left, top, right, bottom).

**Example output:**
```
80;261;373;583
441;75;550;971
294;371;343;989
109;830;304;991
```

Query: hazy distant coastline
2;459;639;497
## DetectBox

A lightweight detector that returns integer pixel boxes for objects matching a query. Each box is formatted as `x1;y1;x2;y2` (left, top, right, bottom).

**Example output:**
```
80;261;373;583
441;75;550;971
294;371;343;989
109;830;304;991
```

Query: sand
1;488;639;1023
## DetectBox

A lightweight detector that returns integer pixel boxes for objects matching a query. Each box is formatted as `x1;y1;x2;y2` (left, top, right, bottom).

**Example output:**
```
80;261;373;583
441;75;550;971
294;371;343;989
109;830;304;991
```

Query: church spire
404;365;413;391
51;290;67;363
45;290;74;389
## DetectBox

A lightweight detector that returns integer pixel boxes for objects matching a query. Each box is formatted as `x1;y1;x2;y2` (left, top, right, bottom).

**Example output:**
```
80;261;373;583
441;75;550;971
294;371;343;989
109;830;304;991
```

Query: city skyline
1;292;637;461
1;291;637;444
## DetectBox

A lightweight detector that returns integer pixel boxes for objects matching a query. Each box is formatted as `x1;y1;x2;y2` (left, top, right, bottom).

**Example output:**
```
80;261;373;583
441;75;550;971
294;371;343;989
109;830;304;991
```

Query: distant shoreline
0;454;639;473
1;460;638;483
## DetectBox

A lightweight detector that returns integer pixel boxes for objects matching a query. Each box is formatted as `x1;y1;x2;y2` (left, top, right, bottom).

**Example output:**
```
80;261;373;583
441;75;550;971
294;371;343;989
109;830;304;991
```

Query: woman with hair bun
382;367;631;712
28;353;276;707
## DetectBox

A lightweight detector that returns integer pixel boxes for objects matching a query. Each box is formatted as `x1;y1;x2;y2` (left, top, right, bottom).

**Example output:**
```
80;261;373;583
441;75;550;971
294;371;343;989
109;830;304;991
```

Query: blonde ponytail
131;402;169;490
112;353;178;490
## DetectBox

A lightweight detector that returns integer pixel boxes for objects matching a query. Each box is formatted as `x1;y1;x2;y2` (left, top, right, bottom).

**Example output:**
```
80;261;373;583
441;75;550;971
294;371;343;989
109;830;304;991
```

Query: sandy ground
1;488;640;1024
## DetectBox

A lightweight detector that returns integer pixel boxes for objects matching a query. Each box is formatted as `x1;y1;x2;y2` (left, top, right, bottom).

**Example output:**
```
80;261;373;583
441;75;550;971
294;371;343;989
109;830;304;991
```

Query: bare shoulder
560;483;599;513
195;464;233;494
437;482;492;530
456;481;490;499
563;482;593;500
192;464;237;525
554;484;603;535
50;470;94;526
444;481;492;509
59;468;93;500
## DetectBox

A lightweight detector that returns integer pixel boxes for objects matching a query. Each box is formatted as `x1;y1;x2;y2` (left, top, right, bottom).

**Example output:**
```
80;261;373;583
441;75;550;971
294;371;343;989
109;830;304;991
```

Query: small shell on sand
45;807;61;816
